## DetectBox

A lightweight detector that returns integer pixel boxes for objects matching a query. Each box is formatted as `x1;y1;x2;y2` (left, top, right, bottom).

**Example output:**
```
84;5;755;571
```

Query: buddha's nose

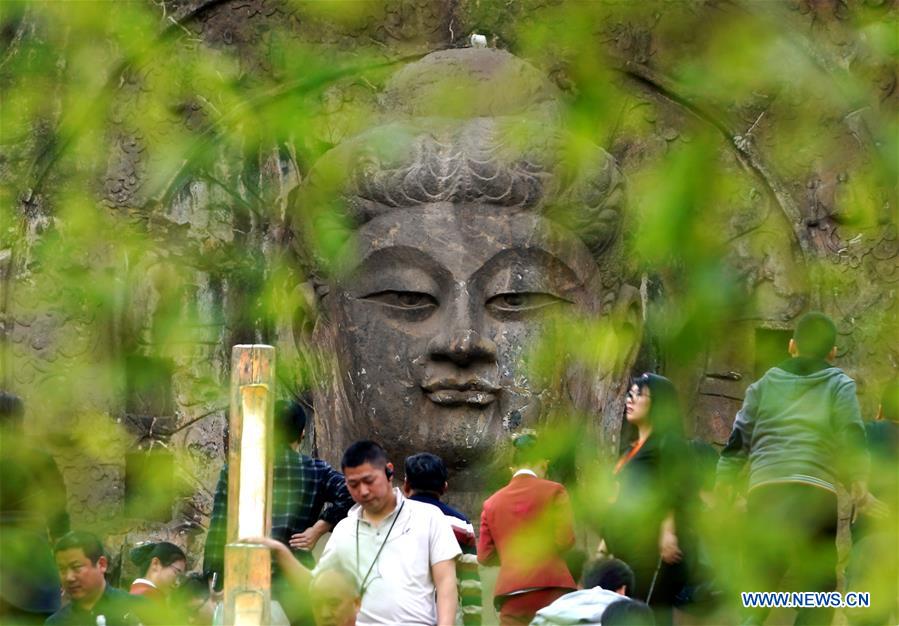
428;327;497;367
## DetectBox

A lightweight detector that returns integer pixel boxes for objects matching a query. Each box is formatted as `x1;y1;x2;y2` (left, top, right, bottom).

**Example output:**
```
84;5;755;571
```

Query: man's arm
832;378;879;517
432;558;458;626
476;504;497;566
292;463;353;551
715;383;758;498
319;464;355;527
833;379;869;488
290;519;333;551
243;536;312;591
428;512;462;625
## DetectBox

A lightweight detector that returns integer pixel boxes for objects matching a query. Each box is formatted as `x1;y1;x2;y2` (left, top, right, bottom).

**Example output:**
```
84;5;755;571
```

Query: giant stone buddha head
293;49;639;497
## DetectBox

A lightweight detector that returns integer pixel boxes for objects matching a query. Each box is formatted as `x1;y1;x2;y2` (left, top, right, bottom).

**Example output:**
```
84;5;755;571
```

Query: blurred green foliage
0;1;896;623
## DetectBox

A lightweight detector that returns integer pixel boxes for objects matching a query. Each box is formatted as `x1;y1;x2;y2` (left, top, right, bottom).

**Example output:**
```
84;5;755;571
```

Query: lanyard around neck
355;500;405;597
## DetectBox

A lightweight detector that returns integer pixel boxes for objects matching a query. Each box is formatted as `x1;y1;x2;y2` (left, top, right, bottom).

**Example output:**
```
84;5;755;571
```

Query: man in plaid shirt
203;399;353;589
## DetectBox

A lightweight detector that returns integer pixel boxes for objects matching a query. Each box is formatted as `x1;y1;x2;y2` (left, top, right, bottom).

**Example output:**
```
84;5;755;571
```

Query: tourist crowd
0;312;896;626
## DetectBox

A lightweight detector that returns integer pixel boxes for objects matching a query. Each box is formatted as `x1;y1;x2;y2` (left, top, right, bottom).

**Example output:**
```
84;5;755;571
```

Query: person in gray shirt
716;312;876;626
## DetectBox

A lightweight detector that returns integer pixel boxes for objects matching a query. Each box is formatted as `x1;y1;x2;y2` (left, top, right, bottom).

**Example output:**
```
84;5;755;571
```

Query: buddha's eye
359;290;438;319
486;292;571;318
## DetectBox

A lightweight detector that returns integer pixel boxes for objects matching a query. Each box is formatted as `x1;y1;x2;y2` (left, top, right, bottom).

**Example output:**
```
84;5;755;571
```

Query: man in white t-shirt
317;440;461;625
251;440;461;626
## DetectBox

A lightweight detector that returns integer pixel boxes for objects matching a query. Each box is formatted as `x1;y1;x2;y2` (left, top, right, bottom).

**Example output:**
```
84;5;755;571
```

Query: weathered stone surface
294;49;639;513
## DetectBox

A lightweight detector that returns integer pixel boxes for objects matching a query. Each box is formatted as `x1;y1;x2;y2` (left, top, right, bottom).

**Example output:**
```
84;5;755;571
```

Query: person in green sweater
716;312;879;626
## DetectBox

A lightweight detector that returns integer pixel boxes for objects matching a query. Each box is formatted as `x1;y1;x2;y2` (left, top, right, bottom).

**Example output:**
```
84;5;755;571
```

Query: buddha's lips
421;379;500;407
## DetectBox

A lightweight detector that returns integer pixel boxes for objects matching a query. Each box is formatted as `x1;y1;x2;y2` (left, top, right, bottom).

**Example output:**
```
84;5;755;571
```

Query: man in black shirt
46;532;145;626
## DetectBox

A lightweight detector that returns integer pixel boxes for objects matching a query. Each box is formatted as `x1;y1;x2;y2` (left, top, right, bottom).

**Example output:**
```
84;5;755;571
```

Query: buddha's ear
611;282;643;378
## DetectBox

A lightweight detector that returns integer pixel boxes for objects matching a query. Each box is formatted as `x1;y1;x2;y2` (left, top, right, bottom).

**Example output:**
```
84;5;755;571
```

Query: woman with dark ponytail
129;541;187;600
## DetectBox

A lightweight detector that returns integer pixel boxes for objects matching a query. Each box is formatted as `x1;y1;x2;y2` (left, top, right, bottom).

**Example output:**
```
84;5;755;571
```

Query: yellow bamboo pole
224;345;275;626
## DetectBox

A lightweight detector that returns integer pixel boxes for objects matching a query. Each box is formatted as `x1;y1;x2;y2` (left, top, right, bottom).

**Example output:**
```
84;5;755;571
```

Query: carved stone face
303;49;635;498
323;202;603;476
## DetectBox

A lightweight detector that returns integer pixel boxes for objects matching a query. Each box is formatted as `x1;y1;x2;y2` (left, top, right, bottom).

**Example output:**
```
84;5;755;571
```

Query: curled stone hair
351;120;547;213
294;48;627;293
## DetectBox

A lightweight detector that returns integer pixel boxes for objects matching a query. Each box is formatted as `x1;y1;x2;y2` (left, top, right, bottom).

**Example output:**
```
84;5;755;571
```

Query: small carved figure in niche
293;49;641;504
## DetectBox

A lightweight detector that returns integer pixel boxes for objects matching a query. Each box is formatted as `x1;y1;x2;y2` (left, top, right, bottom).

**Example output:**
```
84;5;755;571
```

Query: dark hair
511;431;543;468
0;392;24;428
881;379;899;422
404;453;448;495
54;531;106;564
274;400;307;447
601;599;655;626
792;312;837;360
129;541;186;575
582;558;635;594
632;373;684;439
341;440;388;470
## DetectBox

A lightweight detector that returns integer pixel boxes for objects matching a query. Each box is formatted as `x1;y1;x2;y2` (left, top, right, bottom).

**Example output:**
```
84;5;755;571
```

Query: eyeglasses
626;387;648;401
